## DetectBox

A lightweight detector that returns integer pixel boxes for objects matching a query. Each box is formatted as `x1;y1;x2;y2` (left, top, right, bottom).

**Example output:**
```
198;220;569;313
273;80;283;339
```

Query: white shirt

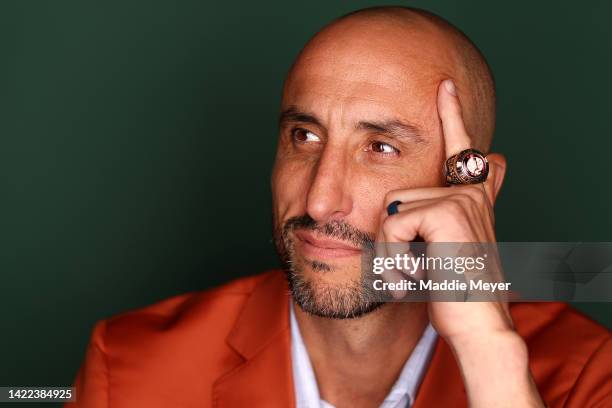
290;303;438;408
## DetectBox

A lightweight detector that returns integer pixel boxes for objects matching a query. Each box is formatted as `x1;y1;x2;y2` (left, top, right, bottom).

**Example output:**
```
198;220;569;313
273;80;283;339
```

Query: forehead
282;21;455;128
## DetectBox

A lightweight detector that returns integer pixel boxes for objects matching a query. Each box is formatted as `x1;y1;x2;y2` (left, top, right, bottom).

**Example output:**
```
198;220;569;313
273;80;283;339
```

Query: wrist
450;330;530;377
448;331;542;408
449;329;527;360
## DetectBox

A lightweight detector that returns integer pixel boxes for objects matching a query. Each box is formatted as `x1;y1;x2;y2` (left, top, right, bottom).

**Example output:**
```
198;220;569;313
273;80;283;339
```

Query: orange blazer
67;270;611;408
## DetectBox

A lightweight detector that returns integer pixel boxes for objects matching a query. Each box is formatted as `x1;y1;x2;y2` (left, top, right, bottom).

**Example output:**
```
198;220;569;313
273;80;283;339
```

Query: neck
294;301;429;408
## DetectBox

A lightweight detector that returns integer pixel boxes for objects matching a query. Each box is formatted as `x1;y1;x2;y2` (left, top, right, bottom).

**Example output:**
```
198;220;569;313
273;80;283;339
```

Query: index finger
437;79;496;206
438;79;472;158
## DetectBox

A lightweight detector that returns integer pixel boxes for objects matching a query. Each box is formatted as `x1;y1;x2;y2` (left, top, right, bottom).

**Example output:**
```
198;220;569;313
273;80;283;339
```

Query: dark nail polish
387;200;402;215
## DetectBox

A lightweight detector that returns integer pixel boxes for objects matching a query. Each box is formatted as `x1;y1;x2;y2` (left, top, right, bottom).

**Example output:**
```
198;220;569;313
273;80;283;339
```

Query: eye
291;128;321;143
369;141;399;155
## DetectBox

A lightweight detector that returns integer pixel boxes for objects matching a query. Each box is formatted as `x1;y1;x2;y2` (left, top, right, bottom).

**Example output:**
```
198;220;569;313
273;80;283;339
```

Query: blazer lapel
212;271;295;408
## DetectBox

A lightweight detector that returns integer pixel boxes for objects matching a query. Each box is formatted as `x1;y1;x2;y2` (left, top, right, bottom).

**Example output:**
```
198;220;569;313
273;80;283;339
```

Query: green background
1;0;611;394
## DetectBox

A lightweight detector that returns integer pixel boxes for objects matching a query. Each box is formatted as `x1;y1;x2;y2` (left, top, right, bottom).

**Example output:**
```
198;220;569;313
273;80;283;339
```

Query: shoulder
87;271;284;378
71;270;286;406
511;302;611;407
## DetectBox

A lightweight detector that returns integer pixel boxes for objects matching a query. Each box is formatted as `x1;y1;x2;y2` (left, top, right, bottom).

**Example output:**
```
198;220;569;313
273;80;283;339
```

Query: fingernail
387;200;402;216
444;79;457;96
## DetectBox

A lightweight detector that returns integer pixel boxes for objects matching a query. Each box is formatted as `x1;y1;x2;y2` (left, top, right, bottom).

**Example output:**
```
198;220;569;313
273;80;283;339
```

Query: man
68;7;611;408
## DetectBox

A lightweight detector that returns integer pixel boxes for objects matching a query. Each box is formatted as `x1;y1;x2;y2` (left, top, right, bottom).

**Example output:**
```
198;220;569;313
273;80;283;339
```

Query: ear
483;153;506;205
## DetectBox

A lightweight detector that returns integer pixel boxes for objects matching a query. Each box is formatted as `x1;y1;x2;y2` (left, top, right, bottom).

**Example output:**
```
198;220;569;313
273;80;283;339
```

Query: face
271;20;453;318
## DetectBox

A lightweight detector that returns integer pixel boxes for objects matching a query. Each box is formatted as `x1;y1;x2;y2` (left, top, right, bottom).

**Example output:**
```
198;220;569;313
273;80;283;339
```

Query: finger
384;198;486;243
375;222;408;299
381;268;409;300
386;185;478;207
383;239;412;274
397;247;426;281
380;238;426;281
386;187;493;225
381;199;441;291
390;198;442;217
382;246;425;301
438;79;471;158
382;204;433;244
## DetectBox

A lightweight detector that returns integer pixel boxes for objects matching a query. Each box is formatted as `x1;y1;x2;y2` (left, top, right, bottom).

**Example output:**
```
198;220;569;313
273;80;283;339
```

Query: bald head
283;6;496;151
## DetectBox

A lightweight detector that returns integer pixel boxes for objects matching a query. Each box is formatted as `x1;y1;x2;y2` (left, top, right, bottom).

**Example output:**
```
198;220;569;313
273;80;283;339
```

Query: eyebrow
279;106;322;127
279;106;427;144
357;120;426;144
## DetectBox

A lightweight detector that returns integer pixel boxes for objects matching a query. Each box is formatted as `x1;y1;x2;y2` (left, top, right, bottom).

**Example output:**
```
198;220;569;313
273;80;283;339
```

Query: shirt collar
290;301;437;408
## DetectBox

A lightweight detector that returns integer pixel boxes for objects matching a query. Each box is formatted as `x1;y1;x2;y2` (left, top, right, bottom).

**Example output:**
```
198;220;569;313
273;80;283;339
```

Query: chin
285;255;383;319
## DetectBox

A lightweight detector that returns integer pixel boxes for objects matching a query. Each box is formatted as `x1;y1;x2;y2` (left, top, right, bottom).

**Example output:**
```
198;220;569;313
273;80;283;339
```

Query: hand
376;79;544;407
377;78;510;340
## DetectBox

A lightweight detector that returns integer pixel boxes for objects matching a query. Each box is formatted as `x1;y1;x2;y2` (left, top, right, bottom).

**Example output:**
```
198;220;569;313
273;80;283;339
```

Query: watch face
464;153;485;177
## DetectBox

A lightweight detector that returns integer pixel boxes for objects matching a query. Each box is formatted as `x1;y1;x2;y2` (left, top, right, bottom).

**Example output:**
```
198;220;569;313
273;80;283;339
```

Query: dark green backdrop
1;0;611;394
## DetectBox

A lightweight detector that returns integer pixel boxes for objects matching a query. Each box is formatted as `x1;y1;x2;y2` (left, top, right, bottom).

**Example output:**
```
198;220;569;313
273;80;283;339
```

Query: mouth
294;230;363;260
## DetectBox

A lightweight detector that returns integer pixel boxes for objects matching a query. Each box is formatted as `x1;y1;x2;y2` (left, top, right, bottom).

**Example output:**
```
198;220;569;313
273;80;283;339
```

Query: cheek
348;145;446;232
349;175;396;234
404;147;447;188
271;156;313;221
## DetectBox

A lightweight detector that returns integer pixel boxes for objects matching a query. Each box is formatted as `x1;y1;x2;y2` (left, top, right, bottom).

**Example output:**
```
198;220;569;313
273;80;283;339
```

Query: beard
274;214;384;319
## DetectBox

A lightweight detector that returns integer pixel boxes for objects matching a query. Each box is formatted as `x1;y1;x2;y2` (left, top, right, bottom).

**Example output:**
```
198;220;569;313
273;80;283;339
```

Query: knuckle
464;192;481;208
452;186;474;201
442;198;465;215
382;216;397;237
438;199;471;224
457;188;484;209
472;185;488;203
453;193;472;206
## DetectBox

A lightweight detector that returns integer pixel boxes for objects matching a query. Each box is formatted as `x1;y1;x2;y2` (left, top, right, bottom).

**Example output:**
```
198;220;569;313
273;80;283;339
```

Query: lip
294;230;362;260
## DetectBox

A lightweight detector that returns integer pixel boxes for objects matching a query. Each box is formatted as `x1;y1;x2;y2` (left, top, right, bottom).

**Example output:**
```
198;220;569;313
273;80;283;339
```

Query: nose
305;145;353;223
